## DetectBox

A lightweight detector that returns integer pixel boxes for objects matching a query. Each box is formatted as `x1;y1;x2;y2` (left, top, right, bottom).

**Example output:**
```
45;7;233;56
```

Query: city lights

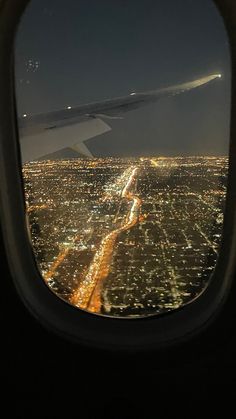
23;156;228;318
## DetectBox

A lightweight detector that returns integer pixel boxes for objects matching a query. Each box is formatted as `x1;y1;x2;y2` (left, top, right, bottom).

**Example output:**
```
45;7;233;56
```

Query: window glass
15;0;231;317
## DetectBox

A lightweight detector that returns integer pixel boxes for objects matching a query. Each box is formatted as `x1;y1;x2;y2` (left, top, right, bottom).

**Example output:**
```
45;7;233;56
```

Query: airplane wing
19;74;221;162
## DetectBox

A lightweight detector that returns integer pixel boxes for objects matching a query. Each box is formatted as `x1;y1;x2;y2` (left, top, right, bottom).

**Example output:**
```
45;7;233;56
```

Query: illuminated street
70;167;141;312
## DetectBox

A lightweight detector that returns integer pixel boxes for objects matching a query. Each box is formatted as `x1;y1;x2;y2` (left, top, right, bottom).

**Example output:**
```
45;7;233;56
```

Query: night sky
15;0;231;157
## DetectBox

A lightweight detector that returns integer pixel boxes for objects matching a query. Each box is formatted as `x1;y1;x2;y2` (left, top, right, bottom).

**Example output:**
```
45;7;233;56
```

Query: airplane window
15;0;231;318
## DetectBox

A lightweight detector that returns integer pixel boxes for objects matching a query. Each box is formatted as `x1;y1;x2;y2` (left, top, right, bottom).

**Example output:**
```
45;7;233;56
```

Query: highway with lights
70;166;141;312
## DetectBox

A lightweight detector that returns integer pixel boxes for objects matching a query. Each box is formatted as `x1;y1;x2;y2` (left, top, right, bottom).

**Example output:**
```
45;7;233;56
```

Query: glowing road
27;204;48;213
70;167;141;312
44;233;81;282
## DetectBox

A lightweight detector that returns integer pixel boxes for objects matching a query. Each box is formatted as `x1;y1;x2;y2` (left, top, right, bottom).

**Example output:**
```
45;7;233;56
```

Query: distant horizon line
27;154;229;163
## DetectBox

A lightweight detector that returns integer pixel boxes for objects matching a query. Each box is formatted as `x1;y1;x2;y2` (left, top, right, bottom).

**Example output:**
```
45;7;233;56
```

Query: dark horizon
34;152;229;162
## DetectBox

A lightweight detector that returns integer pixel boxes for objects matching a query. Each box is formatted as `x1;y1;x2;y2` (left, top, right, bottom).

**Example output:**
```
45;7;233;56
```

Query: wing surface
19;74;221;162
